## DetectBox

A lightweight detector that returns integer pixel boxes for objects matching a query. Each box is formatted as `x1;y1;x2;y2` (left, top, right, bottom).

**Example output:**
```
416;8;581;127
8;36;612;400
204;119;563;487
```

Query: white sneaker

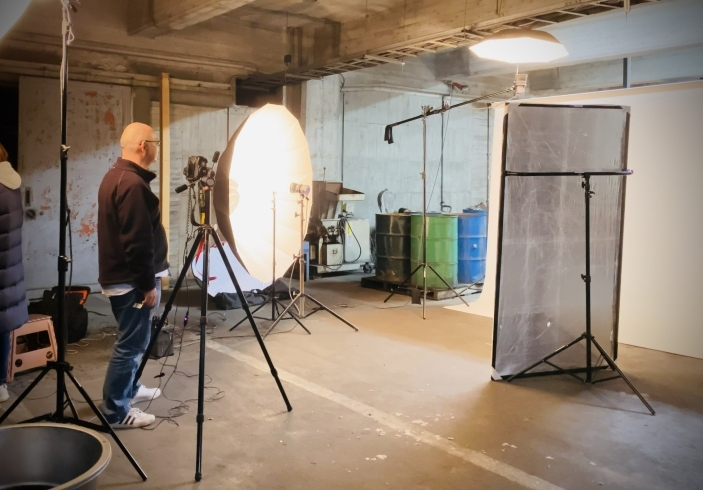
110;407;156;429
0;384;8;403
132;385;161;403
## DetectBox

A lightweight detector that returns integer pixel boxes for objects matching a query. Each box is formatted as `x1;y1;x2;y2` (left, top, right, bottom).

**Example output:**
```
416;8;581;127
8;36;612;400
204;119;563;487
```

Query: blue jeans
0;331;10;385
101;282;161;423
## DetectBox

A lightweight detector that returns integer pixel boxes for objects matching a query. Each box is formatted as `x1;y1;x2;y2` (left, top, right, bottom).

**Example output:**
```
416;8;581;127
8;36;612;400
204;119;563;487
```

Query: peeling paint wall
19;77;131;295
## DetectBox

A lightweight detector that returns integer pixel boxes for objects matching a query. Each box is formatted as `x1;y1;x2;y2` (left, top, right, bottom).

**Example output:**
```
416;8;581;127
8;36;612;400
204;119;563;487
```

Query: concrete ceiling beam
129;0;258;36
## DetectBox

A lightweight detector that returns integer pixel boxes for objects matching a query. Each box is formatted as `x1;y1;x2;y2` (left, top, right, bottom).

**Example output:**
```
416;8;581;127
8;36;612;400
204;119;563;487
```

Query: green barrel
375;213;411;282
410;213;458;288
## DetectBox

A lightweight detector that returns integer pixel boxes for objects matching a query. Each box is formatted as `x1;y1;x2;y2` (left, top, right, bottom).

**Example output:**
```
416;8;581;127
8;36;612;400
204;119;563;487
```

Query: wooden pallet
360;276;478;301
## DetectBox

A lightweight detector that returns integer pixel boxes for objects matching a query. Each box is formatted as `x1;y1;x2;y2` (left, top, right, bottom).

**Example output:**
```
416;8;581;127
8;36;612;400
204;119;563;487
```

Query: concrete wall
303;65;490;227
302;76;344;182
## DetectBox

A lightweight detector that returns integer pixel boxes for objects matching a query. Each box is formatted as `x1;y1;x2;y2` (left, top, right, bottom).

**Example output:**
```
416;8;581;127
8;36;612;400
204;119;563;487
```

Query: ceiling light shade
214;104;313;283
469;29;568;64
0;0;32;40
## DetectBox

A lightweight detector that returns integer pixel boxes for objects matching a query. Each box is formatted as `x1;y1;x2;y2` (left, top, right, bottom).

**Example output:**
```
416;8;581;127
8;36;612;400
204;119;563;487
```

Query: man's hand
142;288;158;308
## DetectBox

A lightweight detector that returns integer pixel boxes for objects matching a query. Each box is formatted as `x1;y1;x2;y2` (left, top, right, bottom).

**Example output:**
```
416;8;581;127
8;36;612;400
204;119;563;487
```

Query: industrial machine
308;181;371;275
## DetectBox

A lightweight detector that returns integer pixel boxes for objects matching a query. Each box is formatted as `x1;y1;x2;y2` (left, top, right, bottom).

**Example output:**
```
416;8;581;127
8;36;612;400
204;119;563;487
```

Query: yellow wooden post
160;73;171;290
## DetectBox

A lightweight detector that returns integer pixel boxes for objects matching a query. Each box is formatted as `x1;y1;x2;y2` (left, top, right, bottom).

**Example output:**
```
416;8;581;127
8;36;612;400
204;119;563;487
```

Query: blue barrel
457;209;487;284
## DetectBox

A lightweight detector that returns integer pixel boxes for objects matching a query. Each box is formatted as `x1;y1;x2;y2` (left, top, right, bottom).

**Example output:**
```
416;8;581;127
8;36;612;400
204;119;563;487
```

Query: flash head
290;183;311;196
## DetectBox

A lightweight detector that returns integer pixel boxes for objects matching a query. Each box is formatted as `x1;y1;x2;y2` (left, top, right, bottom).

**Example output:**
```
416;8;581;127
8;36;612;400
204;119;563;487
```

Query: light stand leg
0;366;51;424
426;264;470;308
212;232;293;412
136;229;204;384
384;263;422;303
264;293;302;336
583;175;594;382
194;228;210;481
301;294;359;331
64;368;148;480
422;113;427;320
589;336;655;415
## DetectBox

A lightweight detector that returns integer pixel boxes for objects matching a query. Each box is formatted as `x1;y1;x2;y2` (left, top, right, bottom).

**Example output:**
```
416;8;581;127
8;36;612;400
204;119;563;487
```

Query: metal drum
375;213;411;282
457;210;488;284
0;423;111;489
410;213;458;289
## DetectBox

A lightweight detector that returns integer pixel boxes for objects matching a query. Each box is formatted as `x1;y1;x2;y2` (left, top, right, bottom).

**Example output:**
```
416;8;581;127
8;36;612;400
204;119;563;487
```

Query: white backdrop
470;81;703;359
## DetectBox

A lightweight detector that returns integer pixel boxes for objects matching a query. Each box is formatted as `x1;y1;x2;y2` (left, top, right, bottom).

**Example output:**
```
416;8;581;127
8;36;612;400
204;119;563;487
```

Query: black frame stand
0;1;147;481
229;192;309;334
263;194;359;337
135;176;292;481
503;171;655;416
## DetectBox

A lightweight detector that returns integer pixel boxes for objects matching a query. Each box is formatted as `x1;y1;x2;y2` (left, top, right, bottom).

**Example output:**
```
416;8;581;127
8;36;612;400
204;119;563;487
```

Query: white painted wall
18;76;131;296
471;81;703;359
304;72;490;226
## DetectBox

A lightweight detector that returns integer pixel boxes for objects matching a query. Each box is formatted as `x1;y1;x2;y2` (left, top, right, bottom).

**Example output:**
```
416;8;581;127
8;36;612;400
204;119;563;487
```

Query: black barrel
375;213;411;283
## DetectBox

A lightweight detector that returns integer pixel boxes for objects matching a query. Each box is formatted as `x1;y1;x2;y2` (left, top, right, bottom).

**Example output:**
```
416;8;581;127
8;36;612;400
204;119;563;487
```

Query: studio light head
290;183;311;196
184;155;209;182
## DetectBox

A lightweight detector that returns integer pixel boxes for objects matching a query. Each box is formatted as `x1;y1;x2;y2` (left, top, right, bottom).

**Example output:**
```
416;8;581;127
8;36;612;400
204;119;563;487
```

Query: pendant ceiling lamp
214;103;313;283
469;29;568;64
1;0;33;40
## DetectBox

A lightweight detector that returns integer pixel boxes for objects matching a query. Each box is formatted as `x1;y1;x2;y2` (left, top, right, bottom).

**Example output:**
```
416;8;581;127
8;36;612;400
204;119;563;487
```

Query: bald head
120;122;159;169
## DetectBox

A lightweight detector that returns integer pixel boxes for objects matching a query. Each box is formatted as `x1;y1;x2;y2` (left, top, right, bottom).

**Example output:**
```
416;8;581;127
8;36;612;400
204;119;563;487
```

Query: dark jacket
0;170;28;333
98;158;168;292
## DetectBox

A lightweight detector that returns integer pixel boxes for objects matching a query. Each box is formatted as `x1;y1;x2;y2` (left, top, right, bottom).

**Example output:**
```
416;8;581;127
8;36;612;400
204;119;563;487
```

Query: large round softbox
214;104;313;283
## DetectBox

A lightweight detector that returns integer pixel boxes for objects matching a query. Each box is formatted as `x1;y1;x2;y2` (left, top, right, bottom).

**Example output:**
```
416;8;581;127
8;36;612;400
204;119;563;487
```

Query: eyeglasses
143;140;161;147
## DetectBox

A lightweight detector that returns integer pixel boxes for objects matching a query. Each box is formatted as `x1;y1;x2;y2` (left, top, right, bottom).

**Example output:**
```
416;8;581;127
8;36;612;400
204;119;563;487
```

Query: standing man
98;123;168;428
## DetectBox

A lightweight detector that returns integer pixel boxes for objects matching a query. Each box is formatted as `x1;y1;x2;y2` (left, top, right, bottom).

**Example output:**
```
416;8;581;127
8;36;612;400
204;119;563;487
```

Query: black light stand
135;161;293;481
0;1;147;480
503;171;655;416
382;83;521;318
229;192;309;334
264;191;360;337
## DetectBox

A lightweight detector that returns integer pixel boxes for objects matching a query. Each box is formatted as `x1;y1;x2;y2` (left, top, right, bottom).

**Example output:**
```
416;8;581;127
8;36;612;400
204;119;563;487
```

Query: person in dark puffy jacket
0;142;28;403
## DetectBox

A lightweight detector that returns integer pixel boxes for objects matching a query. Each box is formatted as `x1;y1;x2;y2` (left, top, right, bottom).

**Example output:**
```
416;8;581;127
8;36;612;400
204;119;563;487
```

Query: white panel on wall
470;81;703;359
19;76;132;295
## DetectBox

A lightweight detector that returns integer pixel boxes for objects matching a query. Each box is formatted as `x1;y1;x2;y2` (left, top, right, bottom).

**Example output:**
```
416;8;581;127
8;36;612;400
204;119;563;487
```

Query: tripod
135;172;292;481
264;192;359;337
0;1;147;481
504;172;655;415
230;192;309;334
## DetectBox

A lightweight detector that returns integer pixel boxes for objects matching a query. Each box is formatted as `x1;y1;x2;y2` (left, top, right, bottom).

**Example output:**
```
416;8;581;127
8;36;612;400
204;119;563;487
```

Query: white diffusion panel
493;104;628;378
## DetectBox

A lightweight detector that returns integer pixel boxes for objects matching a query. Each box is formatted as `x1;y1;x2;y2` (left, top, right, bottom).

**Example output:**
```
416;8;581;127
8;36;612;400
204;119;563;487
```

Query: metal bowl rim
0;422;112;490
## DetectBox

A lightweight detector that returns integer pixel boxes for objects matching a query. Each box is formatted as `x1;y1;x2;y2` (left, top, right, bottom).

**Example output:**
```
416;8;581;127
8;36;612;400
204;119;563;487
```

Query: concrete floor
2;274;702;489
